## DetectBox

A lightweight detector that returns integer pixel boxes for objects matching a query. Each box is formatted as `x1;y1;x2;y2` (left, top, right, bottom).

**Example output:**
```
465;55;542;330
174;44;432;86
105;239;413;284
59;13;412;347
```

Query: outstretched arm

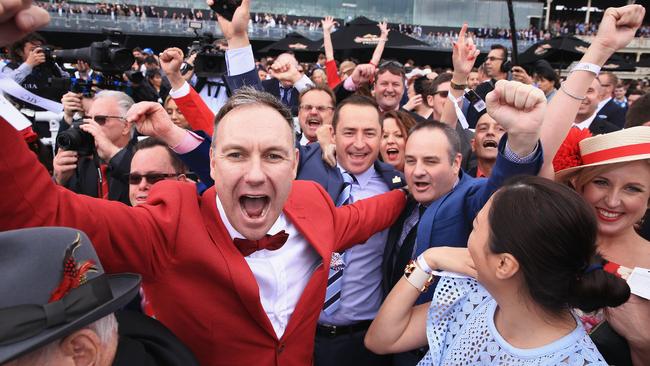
539;5;645;178
369;21;390;67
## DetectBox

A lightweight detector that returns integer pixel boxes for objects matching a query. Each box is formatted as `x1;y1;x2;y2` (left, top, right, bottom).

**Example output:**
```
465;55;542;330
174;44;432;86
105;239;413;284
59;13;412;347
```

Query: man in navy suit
382;80;545;365
261;53;313;116
573;78;620;135
596;72;626;128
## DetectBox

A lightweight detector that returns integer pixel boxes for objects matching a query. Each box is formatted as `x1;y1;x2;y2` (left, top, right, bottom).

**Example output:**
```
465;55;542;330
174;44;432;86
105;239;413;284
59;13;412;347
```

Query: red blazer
0;119;406;366
173;85;215;136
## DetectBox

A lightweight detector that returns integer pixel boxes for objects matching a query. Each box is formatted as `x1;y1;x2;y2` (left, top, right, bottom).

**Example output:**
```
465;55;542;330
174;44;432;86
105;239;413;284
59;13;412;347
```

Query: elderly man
0;227;199;366
53;90;137;205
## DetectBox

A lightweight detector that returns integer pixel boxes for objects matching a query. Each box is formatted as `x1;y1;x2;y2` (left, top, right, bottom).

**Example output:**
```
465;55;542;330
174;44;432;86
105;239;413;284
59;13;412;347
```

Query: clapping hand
485;80;546;157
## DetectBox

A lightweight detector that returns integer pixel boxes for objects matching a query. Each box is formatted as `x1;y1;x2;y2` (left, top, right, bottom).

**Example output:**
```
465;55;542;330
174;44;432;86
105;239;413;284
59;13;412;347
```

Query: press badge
464;89;486;112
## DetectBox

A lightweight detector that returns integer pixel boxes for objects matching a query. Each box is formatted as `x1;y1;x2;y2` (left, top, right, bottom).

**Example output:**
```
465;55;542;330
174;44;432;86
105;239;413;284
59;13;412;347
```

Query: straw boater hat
555;126;650;181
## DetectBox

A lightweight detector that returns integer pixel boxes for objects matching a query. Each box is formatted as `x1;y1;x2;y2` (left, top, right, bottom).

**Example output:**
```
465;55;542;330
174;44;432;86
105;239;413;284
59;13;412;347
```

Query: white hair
10;314;118;366
93;90;134;118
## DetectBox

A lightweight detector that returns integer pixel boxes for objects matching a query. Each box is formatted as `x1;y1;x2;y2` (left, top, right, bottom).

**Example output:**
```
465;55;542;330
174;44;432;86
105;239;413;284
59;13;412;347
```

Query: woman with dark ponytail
365;176;629;365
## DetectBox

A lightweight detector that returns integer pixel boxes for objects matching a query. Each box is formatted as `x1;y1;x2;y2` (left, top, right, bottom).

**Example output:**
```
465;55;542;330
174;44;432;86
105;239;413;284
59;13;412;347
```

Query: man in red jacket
1;28;407;365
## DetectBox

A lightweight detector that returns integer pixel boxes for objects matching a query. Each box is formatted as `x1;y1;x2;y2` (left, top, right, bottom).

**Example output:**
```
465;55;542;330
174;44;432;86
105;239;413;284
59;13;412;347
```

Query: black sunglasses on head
378;60;404;69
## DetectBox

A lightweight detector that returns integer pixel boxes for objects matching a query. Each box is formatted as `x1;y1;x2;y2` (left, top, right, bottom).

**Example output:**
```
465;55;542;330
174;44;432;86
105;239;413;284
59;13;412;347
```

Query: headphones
500;47;512;74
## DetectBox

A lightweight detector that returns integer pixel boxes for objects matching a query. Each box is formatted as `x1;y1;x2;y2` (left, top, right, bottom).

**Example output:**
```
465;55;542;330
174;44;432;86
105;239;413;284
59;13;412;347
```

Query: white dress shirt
216;194;321;338
573;112;598;130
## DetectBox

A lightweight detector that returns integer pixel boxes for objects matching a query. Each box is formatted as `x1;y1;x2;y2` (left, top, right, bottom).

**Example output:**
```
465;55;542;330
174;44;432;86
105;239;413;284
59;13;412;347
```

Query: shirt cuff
504;141;539;163
171;130;205;154
293;74;314;93
226;45;256;76
169;81;191;99
343;76;357;91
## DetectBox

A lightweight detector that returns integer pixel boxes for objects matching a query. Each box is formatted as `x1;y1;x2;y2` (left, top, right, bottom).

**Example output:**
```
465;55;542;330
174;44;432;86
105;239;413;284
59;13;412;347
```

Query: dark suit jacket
297;143;405;202
596;99;627;129
589;116;621;135
385;135;543;303
381;195;419;296
262;78;300;116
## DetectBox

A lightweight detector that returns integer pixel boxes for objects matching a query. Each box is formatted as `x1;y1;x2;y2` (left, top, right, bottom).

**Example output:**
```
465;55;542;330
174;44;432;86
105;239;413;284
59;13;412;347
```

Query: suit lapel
279;190;328;339
199;188;278;339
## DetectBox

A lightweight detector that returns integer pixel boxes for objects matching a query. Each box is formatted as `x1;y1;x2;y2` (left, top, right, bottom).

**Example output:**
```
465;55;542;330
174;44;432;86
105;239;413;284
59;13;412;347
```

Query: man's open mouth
307;118;322;128
482;140;498;149
239;195;270;218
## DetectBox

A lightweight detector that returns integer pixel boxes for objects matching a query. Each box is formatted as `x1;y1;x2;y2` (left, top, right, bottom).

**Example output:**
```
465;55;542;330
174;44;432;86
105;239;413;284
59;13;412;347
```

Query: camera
188;22;226;77
52;29;134;75
56;119;95;156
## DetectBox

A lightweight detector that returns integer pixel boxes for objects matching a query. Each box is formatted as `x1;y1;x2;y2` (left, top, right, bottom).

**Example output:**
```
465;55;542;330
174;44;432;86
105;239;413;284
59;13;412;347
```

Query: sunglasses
84;115;127;125
128;173;179;185
378;60;404;69
434;90;449;98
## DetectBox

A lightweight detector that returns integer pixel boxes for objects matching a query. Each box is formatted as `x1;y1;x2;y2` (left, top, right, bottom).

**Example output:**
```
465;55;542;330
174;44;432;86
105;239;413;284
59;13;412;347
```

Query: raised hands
378;21;389;39
451;24;480;80
0;0;50;47
486;80;546;156
593;5;645;55
269;58;302;85
210;0;251;49
159;47;186;89
321;16;337;34
127;102;186;147
350;64;376;86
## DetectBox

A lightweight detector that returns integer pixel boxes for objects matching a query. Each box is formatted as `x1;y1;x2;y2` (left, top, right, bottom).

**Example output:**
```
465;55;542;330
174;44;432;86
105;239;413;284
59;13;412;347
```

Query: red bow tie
233;231;289;257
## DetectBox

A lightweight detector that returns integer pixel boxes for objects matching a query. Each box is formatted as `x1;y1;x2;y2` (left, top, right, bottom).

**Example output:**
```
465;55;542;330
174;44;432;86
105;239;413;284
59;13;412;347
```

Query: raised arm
539;5;645;178
369;21;390;67
440;24;480;129
322;16;336;62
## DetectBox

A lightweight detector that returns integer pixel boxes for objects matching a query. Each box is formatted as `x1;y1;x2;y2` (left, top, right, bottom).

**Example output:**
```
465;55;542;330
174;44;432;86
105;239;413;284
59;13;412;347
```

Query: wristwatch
450;81;468;90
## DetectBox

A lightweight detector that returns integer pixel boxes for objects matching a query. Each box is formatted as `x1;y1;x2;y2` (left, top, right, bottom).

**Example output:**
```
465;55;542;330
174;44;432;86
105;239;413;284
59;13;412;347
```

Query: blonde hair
563;159;650;194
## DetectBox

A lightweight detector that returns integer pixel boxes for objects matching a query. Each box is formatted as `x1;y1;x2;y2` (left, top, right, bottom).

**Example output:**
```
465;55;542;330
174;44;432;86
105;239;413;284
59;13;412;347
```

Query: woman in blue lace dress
365;176;630;365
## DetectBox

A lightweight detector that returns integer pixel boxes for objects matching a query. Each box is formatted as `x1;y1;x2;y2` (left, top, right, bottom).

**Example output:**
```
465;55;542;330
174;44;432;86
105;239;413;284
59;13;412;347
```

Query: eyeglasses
128;173;179;185
85;115;127;125
299;105;334;112
486;56;504;62
378;60;404;69
434;90;449;98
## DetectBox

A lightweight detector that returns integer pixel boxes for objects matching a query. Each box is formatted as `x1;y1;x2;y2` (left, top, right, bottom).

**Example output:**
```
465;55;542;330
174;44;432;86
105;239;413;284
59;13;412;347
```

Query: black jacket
596;99;627;129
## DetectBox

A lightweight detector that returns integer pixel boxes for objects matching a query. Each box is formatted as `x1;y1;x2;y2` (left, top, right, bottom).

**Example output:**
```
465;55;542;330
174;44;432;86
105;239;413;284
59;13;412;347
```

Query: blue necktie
281;86;292;107
324;171;356;315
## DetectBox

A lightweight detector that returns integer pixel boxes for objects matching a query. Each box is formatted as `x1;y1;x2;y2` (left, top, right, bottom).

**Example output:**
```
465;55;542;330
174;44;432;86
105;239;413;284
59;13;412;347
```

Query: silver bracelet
560;83;586;101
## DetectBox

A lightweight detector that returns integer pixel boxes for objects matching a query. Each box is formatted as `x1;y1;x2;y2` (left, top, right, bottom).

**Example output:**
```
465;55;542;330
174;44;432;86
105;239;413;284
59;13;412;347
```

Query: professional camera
188;21;226;77
52;29;134;75
56;118;95;156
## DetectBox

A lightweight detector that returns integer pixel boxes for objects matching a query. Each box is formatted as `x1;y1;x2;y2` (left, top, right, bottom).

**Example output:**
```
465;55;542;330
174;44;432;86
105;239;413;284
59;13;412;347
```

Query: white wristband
570;62;601;76
416;254;433;274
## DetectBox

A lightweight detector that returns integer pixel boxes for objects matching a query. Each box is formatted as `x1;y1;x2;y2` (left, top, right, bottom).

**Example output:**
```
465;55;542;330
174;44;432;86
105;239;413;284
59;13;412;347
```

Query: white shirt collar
574;112;598;130
299;133;311;146
215;194;287;240
337;163;377;189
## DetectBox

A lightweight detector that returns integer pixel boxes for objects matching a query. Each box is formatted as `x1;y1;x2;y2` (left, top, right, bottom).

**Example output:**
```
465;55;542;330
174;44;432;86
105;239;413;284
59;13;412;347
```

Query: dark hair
332;95;380;131
213;86;294;145
133;137;187;174
408;121;461;164
429;72;453;94
535;67;560;89
146;69;161;80
144;56;158;65
488;176;630;314
9;33;46;64
625;92;650;128
382;110;417;139
299;84;336;107
377;62;406;81
490;44;508;60
599;72;619;87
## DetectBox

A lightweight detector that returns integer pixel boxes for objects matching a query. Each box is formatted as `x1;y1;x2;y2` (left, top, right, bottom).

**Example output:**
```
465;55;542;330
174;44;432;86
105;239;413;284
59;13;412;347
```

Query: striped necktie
324;171;356;315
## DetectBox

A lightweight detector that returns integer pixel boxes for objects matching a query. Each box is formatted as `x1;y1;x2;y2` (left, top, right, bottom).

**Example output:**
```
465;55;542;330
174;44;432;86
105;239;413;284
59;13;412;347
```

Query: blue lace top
417;275;607;366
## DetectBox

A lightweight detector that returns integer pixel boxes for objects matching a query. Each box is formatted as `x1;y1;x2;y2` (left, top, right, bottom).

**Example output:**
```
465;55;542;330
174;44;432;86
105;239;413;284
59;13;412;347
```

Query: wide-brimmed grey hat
0;227;140;364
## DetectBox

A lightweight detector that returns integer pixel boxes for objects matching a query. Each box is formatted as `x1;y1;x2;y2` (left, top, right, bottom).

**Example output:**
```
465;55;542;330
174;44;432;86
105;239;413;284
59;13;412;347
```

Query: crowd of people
0;1;649;366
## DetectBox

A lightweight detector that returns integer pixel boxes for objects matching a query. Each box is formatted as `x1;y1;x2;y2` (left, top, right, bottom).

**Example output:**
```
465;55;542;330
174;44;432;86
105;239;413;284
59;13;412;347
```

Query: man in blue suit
381;80;545;365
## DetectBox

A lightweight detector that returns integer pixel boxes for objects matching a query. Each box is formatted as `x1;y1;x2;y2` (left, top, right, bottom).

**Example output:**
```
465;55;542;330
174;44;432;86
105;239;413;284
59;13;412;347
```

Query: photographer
2;32;69;109
53;90;136;205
